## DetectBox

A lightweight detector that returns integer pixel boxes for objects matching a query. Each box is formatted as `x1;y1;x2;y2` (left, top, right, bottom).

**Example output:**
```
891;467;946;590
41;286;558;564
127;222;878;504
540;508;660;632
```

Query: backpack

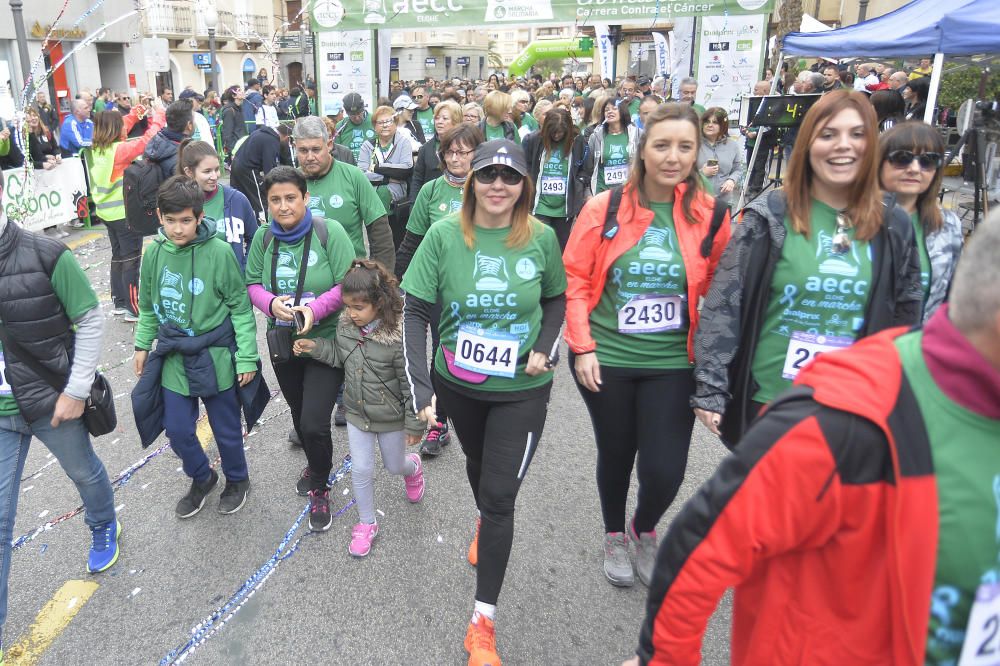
602;185;728;258
123;155;167;236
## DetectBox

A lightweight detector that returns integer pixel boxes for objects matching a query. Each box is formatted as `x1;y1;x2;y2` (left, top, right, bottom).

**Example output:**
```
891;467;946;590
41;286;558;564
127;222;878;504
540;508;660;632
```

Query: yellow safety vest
90;144;126;221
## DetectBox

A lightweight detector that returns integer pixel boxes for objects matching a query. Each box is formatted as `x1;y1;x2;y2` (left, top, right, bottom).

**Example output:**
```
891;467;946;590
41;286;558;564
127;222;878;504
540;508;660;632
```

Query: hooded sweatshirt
134;219;258;396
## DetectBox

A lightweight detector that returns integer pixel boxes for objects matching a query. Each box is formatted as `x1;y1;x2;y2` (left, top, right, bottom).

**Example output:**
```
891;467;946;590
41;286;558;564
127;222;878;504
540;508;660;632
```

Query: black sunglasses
885;150;943;171
474;166;523;186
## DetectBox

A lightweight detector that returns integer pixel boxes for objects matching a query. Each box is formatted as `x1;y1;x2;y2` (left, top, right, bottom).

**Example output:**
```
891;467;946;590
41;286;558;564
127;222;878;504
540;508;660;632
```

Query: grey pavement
5;225;732;665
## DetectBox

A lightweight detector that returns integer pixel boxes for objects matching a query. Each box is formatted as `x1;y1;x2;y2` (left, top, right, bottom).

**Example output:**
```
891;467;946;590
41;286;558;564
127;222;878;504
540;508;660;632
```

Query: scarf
443;168;468;188
923;304;1000;419
269;208;314;244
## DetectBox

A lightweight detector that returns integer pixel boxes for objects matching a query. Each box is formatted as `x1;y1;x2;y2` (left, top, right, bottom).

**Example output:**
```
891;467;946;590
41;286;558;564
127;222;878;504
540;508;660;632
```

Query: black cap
637;75;652;87
178;89;204;101
343;92;365;114
471;140;528;176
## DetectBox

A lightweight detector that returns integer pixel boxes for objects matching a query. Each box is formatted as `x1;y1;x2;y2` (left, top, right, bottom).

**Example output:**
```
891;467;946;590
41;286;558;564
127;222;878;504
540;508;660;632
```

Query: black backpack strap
602;186;624;240
700;197;730;259
262;228;273;252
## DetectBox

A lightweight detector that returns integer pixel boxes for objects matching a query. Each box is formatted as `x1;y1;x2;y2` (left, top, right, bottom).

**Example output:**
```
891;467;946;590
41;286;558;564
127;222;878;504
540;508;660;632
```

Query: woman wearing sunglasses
523;107;594;251
692;90;922;446
401;140;566;666
879;122;963;321
588;95;640;195
564;103;731;588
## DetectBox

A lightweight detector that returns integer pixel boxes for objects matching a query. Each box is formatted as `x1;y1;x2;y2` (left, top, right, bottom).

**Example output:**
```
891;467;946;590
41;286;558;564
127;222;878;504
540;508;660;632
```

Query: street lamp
10;0;32;84
204;2;219;93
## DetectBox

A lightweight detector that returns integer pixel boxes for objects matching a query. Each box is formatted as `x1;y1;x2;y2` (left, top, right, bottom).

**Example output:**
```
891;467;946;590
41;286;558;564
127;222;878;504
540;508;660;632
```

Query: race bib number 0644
455;325;520;379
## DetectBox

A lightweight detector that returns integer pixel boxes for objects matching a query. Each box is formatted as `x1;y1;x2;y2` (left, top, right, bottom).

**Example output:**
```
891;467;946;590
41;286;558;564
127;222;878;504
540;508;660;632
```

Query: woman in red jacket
563;103;731;589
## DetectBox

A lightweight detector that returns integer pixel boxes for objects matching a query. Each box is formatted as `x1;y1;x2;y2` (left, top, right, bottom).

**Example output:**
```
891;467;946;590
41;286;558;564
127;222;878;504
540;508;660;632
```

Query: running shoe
464;611;501;666
308;489;332;532
603;532;634;587
288;428;302;447
334;403;347;427
403;453;425;502
218;479;251;515
348;521;379;557
65;219;85;229
297;466;331;497
87;519;122;573
175;469;219;518
420;421;451;457
629;519;657;586
111;307;130;316
122;312;139;323
468;516;481;567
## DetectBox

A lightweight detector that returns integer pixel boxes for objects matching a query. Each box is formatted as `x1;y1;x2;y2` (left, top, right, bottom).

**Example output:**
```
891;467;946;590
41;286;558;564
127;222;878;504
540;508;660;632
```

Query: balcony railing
143;1;193;36
144;2;269;40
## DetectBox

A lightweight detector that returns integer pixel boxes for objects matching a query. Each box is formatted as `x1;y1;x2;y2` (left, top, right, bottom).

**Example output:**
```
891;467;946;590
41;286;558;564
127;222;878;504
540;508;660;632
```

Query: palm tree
488;40;505;71
775;0;803;69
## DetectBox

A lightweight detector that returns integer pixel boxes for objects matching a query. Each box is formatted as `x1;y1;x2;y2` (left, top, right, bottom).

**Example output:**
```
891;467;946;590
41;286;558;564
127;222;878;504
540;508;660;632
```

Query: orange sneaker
464;612;501;666
467;517;481;567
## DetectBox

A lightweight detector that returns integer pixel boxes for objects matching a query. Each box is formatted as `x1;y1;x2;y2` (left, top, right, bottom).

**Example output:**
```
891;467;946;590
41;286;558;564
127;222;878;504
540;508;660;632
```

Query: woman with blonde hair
90;105;165;320
401;139;565;666
463;102;484;124
479;90;520;143
692;89;922;445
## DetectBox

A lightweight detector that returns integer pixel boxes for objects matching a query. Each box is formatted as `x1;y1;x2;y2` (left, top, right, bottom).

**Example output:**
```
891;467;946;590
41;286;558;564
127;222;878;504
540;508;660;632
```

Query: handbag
0;323;118;437
266;229;313;364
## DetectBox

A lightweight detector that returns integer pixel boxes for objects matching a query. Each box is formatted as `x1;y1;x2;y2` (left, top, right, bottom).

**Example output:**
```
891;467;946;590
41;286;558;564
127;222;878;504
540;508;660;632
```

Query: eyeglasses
885;150;943;171
444;148;474;159
474;166;523;186
832;212;853;255
376;119;395;126
414;94;425;100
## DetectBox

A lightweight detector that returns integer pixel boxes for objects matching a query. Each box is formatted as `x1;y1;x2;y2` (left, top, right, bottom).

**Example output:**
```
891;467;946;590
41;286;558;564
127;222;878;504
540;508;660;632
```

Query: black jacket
28;131;59;169
221;102;248;153
132;318;270;448
409;137;441;203
691;189;923;446
478;119;518;142
522;131;593;221
232;126;285;173
143;132;182;179
0;223;77;422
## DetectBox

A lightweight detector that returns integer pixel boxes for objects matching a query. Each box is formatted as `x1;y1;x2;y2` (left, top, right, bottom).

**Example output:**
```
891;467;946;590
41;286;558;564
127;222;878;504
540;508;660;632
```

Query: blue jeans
162;387;248;484
0;413;116;647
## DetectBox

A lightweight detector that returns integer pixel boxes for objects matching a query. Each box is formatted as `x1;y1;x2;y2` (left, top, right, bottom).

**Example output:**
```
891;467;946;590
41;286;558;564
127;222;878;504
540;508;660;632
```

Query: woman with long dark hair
588;95;640;195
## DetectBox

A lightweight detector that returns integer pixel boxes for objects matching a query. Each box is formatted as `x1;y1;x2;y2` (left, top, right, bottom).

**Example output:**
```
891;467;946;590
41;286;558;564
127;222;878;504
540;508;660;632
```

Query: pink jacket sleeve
247;283;277;316
305;284;343;322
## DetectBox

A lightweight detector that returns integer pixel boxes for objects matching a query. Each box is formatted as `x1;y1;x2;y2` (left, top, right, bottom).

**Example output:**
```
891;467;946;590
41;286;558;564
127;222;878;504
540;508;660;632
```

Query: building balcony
144;2;269;41
143;1;193;36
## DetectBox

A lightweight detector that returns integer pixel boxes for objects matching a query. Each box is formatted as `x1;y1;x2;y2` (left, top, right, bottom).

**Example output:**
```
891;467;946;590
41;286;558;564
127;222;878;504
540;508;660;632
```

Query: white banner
3;158;88;233
377;30;392;101
651;32;670;80
671;17;696;100
316;30;377;115
694;14;767;128
593;23;614;81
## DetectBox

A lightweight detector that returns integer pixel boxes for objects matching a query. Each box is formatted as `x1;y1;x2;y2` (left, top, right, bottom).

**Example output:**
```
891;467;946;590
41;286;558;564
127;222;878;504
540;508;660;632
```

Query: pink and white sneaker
348;521;379;557
403;453;425;502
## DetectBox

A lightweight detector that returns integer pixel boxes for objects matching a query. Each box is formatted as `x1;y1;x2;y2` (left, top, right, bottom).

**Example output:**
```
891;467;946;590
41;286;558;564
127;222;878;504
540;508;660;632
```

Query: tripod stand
741;127;787;210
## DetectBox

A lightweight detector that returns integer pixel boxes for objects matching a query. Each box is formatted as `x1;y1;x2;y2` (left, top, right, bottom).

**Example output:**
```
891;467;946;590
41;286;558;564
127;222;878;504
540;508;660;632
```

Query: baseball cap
179;89;204;101
637;75;652;87
393;95;418;111
471;140;528;176
342;92;365;114
305;81;316;90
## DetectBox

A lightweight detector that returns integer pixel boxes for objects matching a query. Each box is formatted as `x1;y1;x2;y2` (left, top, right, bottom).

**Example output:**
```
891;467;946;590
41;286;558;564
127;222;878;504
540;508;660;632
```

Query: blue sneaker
88;520;122;573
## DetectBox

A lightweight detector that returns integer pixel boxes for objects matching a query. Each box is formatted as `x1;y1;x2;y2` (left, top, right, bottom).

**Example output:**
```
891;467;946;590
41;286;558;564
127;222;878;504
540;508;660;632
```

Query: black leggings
570;354;696;534
273;356;344;490
102;218;143;314
435;376;551;606
533;214;572;251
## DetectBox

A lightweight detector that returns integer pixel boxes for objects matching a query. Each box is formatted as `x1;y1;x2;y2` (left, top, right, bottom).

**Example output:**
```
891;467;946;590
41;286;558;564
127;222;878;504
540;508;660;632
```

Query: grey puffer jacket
309;314;423;436
921;206;963;323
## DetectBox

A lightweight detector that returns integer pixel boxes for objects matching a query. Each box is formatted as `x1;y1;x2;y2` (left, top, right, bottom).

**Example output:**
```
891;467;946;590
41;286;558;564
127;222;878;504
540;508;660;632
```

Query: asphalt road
4;225;732;665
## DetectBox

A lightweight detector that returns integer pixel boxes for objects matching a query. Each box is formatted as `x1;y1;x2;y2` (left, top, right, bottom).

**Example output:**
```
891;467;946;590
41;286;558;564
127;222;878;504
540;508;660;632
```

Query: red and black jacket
638;327;937;665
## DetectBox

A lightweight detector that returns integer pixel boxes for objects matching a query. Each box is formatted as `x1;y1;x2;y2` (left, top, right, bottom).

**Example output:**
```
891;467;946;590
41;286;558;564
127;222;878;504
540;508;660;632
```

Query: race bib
604;164;628;185
539;176;567;196
0;353;11;396
618;294;685;334
781;331;853;380
276;292;316;327
959;583;1000;665
454;324;520;379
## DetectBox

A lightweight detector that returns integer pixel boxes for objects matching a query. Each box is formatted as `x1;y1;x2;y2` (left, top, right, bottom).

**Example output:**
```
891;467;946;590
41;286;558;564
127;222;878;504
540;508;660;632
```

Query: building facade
390;30;490;82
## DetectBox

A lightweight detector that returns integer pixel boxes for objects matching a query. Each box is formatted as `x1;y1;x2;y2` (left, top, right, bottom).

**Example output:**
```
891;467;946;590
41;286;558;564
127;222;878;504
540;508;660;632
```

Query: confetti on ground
437;535;443;543
130;588;141;598
115;504;125;513
38;510;49;519
23;486;34;493
376;509;385;517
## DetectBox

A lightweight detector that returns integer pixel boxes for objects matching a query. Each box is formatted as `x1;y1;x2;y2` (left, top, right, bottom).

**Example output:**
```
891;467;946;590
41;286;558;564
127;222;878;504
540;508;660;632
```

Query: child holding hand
293;259;425;557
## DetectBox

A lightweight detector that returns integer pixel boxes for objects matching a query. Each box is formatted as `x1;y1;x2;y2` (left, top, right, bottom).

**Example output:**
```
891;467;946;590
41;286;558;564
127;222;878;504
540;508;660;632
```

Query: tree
487;40;505;71
774;0;803;70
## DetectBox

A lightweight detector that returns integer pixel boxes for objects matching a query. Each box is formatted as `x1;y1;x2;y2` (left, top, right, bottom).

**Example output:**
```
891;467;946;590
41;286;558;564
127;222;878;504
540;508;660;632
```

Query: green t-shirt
244;218;355;342
400;216;567;393
306;160;387;258
415;108;435;140
135;225;259;397
533;147;570;218
589;203;690;369
894;331;1000;665
483;122;520;144
597;131;630;194
628;97;641;119
750;200;874;403
204;188;225;237
407;177;465;237
334;116;375;162
911;212;932;310
0;252;99;416
521;114;539;133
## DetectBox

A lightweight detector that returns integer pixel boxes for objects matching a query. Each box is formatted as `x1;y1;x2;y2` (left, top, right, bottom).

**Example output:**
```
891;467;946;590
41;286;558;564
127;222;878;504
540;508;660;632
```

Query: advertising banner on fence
312;0;774;32
3;158;88;233
694;13;768;128
315;30;378;115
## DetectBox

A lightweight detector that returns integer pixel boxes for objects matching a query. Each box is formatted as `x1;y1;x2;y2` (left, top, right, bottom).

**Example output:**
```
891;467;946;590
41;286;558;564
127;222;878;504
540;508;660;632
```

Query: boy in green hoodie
133;176;260;518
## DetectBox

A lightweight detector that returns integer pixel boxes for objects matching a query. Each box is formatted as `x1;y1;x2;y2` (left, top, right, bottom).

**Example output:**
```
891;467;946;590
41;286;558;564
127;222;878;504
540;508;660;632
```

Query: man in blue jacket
59;99;94;157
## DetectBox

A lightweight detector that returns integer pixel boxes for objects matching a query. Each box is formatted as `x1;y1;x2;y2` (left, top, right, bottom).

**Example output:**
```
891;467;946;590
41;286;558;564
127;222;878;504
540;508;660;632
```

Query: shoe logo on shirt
160;267;184;300
816;230;862;277
473;251;509;291
637;225;676;262
607;144;627;160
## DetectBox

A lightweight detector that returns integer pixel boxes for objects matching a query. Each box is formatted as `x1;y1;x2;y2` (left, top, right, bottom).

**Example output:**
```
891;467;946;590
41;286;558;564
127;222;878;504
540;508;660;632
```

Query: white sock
473;601;496;621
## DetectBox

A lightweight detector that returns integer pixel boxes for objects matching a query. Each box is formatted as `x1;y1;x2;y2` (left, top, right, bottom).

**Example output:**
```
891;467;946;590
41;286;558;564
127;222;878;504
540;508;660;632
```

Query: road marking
65;232;102;251
6;580;99;665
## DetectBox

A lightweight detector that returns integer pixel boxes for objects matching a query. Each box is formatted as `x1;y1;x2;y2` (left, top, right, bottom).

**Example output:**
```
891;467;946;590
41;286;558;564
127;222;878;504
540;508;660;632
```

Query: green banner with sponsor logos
311;0;773;31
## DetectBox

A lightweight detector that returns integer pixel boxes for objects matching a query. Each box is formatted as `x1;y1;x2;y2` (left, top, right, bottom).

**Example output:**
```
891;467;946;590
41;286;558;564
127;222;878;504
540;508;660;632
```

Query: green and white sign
311;0;774;31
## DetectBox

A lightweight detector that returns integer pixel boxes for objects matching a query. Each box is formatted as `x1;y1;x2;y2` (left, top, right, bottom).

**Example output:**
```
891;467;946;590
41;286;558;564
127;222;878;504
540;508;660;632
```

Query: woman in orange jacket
563;103;731;589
